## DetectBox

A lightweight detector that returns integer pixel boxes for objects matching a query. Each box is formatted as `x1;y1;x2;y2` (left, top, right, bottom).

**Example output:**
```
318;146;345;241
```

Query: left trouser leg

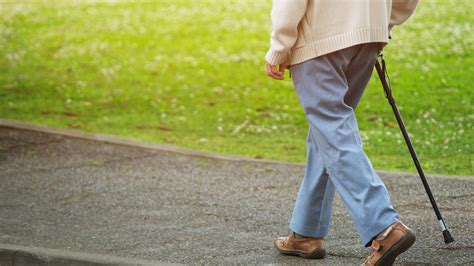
289;126;336;238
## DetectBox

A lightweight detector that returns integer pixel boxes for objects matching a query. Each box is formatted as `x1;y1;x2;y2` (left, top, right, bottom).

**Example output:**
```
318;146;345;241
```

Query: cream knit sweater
266;0;419;66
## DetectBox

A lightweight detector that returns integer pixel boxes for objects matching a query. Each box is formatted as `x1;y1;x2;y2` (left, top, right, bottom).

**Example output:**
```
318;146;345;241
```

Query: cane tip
443;230;454;244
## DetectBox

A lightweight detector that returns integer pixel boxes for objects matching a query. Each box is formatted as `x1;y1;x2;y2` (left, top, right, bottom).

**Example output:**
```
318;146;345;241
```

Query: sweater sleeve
389;0;419;29
265;0;308;66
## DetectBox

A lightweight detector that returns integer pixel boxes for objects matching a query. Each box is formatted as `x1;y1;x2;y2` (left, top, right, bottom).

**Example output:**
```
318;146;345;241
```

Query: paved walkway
0;124;473;265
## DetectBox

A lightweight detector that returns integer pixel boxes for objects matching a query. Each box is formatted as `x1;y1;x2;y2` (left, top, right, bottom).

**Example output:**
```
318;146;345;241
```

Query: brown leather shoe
274;232;326;259
362;221;416;266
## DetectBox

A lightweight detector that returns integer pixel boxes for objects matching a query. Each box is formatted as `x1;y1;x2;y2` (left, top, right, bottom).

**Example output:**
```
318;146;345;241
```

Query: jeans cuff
361;214;400;247
289;221;329;238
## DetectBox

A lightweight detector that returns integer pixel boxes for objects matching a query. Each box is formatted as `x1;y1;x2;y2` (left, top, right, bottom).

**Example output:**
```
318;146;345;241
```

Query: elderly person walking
265;0;419;265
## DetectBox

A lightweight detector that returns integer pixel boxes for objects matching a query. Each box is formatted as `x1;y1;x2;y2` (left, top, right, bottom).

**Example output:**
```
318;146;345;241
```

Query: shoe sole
375;228;416;266
274;244;326;259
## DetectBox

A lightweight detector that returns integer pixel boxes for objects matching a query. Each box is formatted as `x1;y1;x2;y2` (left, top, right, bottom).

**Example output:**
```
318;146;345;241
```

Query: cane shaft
374;59;453;244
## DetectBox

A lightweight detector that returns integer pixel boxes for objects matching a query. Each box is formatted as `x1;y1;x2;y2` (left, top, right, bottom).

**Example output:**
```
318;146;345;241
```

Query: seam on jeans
315;173;331;234
346;115;363;148
314;168;327;234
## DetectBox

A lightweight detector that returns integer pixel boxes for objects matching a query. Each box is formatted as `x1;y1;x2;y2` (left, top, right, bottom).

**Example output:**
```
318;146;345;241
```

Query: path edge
1;118;471;180
0;243;178;266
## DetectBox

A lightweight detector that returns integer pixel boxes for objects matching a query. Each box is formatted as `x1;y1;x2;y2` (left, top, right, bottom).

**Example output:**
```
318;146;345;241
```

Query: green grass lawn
1;0;472;175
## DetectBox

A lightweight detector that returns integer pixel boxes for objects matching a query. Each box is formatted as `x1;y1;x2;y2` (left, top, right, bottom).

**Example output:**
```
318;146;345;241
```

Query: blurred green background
1;0;472;175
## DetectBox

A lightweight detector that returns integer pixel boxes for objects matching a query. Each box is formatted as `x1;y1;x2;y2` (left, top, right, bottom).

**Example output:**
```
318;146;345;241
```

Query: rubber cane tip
443;230;454;244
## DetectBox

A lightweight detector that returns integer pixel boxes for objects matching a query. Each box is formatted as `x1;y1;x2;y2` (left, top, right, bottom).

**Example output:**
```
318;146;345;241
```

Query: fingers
266;63;284;80
266;64;283;80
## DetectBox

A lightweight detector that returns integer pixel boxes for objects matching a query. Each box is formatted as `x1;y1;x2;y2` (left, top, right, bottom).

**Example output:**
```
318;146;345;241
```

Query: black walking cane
374;54;454;244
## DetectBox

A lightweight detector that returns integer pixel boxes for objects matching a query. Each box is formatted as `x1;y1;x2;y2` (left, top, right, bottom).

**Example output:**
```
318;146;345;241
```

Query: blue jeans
289;43;399;247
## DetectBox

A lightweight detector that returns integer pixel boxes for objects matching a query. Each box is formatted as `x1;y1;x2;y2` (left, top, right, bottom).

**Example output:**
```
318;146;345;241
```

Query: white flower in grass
101;67;115;77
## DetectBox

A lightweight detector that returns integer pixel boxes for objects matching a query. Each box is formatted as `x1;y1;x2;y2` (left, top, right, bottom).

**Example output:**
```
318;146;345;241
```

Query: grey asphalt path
0;125;473;265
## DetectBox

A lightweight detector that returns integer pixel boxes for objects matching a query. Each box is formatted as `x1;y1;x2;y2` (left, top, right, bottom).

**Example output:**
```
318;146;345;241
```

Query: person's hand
266;61;287;80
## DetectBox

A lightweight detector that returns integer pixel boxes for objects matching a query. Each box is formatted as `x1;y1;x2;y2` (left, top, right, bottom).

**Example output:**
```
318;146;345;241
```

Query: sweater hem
288;27;390;66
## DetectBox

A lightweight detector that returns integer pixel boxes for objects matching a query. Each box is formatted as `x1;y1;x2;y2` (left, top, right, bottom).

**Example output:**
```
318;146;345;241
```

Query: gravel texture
0;127;472;265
